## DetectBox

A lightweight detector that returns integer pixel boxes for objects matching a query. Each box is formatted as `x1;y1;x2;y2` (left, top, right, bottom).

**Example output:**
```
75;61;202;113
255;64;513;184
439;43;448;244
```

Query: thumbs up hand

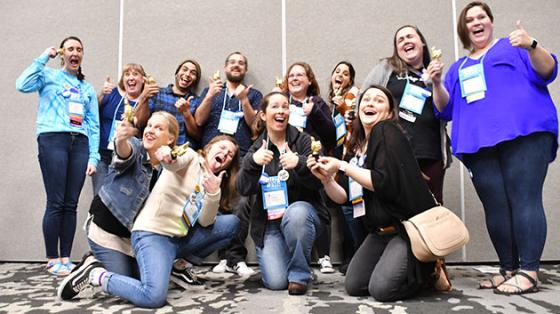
509;20;533;50
102;76;115;95
252;139;273;166
279;143;299;170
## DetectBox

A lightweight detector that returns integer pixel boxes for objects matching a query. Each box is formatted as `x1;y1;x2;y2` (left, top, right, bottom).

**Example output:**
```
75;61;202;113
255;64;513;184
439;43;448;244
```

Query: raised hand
115;120;136;142
252;139;273;166
426;58;445;85
279;143;299;170
509;20;533;49
234;84;252;101
141;77;160;99
208;75;224;98
201;159;226;194
175;96;193;113
44;47;57;58
155;145;174;164
302;96;314;116
102;76;115;95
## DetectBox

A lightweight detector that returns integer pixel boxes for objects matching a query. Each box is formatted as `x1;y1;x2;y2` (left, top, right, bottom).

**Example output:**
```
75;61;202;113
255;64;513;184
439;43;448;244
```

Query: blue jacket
98;137;154;230
16;53;100;166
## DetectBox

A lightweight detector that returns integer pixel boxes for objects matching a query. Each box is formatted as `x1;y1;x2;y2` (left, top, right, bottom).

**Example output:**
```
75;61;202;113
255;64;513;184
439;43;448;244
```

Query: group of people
16;1;558;308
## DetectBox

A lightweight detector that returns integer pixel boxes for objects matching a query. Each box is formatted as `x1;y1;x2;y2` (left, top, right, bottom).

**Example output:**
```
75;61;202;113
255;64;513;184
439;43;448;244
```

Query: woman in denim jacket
85;111;179;278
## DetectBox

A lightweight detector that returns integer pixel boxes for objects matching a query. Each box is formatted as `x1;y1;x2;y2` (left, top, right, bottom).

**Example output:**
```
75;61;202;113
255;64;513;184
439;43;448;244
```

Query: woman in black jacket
236;91;328;295
308;85;442;301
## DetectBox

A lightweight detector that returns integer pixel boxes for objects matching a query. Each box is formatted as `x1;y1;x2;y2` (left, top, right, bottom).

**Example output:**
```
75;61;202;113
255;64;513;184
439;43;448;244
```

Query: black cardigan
362;120;436;231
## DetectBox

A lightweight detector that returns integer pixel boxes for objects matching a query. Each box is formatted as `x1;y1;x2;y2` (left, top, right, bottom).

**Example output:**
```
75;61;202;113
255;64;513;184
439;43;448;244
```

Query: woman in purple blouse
433;1;558;295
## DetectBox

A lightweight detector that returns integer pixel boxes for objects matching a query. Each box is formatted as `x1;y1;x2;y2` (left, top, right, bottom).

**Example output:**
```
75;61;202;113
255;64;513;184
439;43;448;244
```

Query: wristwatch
530;38;538;50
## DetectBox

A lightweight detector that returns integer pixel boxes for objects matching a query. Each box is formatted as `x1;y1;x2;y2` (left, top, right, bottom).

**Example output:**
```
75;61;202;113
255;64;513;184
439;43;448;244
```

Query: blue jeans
105;215;239;308
462;132;554;271
256;201;322;290
88;238;138;279
38;132;89;258
91;149;112;196
341;205;366;252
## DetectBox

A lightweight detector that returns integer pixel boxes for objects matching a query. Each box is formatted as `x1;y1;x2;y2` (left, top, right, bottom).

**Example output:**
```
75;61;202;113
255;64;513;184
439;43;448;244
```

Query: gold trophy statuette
56;48;64;56
431;46;442;60
171;142;190;159
275;77;283;88
122;97;135;124
213;70;221;81
310;136;322;160
147;76;156;85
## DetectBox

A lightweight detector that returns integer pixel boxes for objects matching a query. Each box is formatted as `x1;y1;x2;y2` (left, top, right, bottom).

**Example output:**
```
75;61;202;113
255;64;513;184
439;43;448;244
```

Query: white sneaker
212;259;228;273
231;261;255;276
318;255;335;273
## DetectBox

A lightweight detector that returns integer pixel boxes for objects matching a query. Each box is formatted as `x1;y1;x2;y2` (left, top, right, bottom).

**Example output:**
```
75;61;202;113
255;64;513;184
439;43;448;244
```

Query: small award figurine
310;136;322;161
171;142;190;159
275;77;283;88
146;76;156;85
347;99;357;121
213;70;221;81
56;48;64;56
121;97;135;124
431;46;442;60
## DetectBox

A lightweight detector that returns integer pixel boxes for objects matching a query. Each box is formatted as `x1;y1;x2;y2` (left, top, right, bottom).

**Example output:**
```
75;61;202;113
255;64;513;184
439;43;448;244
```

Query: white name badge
333;113;347;144
288;104;307;129
348;177;363;202
399;82;431;115
353;200;365;218
218;109;241;135
459;63;487;103
68;101;84;128
182;191;203;228
262;176;288;209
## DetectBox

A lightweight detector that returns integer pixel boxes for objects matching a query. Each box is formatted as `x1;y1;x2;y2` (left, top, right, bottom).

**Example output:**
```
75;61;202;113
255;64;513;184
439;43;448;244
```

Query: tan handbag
402;205;469;262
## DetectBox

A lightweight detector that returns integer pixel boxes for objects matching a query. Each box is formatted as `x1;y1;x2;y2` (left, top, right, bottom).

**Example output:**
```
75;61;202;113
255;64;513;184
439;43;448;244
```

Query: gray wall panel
2;0;121;261
1;0;559;264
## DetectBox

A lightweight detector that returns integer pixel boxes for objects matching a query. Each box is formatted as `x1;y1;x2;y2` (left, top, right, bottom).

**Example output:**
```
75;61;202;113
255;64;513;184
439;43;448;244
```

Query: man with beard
135;59;202;148
193;52;262;156
192;52;262;276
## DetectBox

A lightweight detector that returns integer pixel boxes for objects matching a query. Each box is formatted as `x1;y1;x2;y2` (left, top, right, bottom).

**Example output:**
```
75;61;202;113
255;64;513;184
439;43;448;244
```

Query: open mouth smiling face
359;88;393;127
396;27;424;67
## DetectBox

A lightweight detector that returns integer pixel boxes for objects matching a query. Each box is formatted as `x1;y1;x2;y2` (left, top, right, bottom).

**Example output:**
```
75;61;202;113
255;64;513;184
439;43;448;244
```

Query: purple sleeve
517;47;558;86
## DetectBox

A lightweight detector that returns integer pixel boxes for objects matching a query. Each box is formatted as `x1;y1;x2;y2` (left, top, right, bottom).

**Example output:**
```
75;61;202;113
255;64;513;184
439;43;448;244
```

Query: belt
376;225;397;236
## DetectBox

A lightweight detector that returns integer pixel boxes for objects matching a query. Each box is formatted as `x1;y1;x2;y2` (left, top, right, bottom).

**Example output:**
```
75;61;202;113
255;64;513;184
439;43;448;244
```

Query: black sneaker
170;265;204;289
57;253;101;300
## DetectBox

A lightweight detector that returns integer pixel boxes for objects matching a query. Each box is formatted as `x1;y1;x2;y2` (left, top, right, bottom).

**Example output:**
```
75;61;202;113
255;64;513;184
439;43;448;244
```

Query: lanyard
222;83;241;112
289;95;308;107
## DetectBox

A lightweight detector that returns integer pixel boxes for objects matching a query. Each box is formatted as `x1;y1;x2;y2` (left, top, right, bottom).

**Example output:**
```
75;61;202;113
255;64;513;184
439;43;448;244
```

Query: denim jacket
98;137;154;230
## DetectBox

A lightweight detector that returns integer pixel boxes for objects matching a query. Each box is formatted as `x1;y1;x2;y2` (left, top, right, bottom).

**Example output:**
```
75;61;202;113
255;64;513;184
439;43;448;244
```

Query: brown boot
288;282;308;295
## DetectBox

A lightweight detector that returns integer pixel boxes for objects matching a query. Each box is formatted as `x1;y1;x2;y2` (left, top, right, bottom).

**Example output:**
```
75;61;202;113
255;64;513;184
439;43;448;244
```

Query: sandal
46;260;71;276
479;268;510;289
494;271;539;295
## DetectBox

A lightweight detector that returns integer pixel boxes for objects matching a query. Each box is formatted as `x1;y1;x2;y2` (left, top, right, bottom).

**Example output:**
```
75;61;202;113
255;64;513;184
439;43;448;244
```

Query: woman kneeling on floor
58;128;241;308
236;92;329;295
308;85;446;301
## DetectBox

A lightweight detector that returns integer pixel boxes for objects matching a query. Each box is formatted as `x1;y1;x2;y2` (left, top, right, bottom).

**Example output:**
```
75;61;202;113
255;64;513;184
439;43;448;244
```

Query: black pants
345;232;421;301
